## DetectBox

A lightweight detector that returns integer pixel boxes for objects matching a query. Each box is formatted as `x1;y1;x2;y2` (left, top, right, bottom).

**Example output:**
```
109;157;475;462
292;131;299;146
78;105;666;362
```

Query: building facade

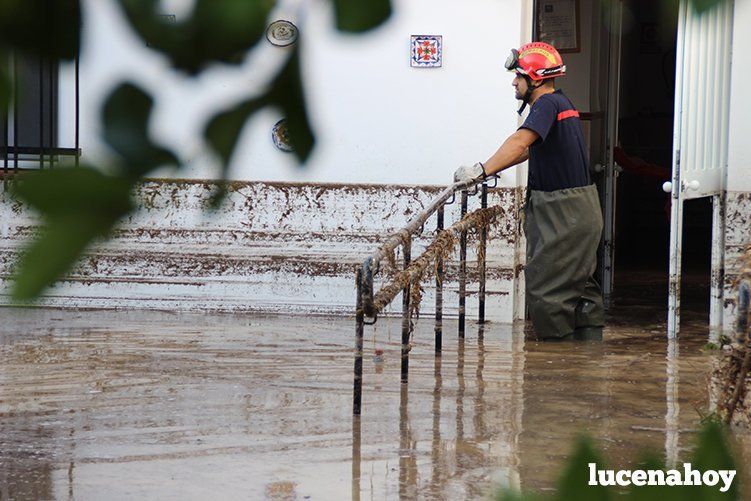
1;0;748;335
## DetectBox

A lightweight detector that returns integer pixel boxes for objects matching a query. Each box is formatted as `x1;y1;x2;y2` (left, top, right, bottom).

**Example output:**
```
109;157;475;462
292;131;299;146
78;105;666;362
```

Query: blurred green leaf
203;92;267;207
102;83;179;178
495;422;742;500
205;95;268;168
689;421;738;500
623;456;682;501
269;46;315;163
204;44;314;205
691;0;727;13
555;436;611;501
332;0;392;32
496;490;546;501
10;167;133;300
118;0;274;74
0;53;12;113
0;0;80;60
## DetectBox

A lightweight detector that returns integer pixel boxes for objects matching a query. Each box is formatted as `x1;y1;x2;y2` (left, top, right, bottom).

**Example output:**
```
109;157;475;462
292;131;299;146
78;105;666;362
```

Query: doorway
607;0;712;326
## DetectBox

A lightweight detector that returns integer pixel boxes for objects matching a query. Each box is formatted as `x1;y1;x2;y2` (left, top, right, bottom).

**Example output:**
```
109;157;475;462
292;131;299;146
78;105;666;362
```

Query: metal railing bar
435;206;444;353
353;268;364;415
361;176;497;317
401;235;411;383
0;146;81;156
458;190;468;337
367;205;502;316
479;183;488;323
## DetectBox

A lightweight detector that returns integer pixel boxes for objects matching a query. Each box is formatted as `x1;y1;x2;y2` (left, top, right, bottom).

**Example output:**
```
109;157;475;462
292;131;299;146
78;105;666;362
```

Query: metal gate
666;0;734;338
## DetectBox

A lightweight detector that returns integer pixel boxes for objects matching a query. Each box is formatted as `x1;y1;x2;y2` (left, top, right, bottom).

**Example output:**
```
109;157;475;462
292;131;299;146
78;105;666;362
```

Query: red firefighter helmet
505;42;566;81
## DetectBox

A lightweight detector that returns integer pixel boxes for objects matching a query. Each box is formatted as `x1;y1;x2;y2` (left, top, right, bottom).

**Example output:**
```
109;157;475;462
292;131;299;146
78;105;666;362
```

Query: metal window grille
1;51;80;177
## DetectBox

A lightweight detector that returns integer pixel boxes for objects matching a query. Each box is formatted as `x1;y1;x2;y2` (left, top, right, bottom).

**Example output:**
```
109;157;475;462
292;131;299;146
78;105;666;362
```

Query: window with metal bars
1;52;79;174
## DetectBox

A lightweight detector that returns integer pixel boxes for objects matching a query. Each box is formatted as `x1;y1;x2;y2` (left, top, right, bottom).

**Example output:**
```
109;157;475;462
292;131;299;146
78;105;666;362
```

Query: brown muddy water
0;287;743;500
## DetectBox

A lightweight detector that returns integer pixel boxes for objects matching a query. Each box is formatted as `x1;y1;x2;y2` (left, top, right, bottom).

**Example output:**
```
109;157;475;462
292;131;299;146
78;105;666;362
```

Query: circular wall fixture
266;20;298;47
271;119;294;152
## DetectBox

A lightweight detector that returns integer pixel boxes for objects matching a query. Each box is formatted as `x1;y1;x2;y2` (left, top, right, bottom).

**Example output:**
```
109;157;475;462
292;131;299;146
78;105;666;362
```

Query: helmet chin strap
517;75;537;115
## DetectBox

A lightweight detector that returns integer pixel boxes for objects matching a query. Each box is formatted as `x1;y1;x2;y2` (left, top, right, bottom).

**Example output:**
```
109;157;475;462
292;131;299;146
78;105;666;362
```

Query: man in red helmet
454;42;604;341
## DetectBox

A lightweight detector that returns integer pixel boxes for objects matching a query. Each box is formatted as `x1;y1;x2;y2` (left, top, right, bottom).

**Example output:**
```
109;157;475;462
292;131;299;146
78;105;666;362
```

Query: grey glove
454;162;486;183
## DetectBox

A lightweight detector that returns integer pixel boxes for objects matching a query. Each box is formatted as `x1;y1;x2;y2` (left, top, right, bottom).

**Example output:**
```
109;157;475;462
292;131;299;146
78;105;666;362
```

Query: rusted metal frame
435;207;444;354
401;235;412;383
479;183;488;324
353;267;364;415
360;178;485;318
458;190;468;338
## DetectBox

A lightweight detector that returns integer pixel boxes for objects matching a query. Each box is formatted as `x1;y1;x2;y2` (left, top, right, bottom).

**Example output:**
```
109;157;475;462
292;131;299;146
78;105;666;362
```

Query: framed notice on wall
534;0;580;53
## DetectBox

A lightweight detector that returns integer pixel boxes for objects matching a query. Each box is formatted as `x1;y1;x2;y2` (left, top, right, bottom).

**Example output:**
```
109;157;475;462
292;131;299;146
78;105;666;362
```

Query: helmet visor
504;49;519;71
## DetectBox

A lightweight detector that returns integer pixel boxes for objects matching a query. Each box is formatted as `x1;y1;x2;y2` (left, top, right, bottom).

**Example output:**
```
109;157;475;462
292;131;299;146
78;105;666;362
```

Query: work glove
453;162;486;183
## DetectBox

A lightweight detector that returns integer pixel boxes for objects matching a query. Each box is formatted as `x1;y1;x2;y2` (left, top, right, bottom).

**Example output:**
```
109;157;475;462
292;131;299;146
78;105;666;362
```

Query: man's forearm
513;148;529;165
483;136;529;176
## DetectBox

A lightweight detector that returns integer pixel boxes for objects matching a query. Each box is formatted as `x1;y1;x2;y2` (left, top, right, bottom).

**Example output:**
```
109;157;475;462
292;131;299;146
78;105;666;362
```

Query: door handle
662;180;700;193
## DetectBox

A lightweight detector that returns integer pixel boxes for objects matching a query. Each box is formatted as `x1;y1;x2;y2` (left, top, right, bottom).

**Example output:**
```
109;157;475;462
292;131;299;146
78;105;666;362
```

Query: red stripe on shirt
557;110;580;121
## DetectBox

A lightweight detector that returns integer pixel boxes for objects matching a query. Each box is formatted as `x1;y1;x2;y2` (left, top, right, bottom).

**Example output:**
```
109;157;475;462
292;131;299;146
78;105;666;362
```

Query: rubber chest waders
523;184;605;339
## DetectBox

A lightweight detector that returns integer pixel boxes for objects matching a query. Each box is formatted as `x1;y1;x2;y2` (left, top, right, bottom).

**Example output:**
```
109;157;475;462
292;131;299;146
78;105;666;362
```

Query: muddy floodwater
0;285;743;499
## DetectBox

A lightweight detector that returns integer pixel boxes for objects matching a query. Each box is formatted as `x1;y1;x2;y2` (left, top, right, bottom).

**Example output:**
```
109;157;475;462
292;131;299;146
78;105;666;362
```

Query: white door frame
601;0;623;299
668;0;734;338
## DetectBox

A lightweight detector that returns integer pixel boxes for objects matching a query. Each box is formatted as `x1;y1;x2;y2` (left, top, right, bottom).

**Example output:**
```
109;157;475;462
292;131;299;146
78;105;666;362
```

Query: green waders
523;183;605;339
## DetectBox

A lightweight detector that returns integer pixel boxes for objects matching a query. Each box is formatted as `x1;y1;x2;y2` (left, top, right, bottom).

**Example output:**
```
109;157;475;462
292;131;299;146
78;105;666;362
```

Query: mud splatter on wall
723;191;751;332
0;180;522;321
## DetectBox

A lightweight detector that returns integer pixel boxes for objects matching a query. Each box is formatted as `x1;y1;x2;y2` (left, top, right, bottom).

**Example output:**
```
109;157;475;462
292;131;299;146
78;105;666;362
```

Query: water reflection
0;308;718;499
666;338;680;468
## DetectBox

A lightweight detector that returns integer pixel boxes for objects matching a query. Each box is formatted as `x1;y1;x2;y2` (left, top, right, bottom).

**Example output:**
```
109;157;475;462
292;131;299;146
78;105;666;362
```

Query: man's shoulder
533;92;563;110
550;90;577;110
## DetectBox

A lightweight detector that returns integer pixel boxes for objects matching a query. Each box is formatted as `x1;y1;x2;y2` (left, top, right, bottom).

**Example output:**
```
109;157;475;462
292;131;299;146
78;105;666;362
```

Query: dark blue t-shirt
519;89;591;192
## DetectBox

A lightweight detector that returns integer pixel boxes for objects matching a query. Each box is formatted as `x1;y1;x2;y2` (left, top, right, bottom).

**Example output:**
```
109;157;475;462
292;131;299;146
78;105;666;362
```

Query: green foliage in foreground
4;0;391;300
496;421;739;500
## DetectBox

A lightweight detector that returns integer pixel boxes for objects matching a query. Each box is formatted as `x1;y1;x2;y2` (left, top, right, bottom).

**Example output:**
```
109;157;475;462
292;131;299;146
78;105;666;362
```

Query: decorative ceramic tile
411;35;442;67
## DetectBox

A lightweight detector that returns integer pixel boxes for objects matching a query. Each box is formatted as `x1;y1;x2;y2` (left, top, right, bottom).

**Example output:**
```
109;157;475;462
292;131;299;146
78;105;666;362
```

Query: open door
666;0;733;338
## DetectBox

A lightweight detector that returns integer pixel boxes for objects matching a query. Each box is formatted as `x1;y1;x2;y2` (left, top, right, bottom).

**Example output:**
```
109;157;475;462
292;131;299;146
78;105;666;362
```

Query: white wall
1;181;521;322
555;0;594;110
64;0;525;187
727;0;751;192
